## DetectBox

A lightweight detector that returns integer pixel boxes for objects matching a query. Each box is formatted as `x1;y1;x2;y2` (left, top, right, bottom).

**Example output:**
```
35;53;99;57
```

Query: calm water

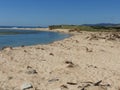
0;29;70;48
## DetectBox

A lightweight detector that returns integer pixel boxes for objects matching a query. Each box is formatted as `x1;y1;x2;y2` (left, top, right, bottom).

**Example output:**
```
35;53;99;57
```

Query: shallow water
0;29;70;48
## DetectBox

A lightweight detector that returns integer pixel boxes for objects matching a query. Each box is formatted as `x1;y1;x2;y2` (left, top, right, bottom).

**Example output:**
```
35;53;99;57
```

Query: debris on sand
21;83;33;90
86;32;120;41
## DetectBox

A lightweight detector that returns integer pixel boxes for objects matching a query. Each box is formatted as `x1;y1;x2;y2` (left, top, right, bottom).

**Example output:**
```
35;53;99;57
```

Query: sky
0;0;120;26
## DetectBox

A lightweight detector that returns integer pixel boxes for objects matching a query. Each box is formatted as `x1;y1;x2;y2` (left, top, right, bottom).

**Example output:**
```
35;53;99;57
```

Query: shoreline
0;27;71;33
0;29;120;90
0;28;73;49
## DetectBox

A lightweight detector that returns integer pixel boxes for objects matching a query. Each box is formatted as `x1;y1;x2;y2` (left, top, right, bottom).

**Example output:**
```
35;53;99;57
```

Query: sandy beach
0;28;120;90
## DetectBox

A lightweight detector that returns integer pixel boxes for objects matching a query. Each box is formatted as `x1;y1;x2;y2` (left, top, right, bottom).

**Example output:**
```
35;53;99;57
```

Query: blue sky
0;0;120;26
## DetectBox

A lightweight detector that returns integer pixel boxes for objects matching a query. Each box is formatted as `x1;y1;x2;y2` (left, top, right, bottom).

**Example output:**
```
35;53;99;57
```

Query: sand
0;28;120;90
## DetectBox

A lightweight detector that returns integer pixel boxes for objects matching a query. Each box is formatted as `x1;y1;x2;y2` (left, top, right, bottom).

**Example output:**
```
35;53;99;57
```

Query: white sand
0;29;120;90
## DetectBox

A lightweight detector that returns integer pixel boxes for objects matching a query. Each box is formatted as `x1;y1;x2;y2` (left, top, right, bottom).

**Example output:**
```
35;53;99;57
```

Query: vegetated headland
49;23;120;32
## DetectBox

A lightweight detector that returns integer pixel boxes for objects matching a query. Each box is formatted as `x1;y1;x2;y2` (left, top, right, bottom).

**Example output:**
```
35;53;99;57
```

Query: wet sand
0;28;120;90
